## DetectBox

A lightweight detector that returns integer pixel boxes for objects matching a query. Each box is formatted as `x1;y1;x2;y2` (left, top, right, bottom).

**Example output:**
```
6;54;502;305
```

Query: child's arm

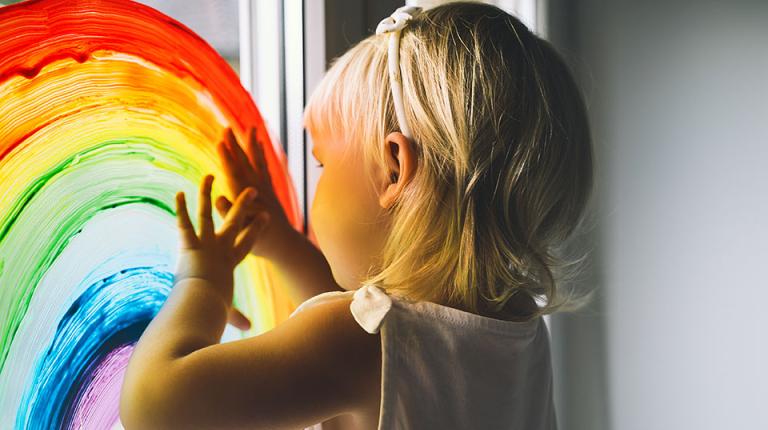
120;175;380;429
215;128;345;305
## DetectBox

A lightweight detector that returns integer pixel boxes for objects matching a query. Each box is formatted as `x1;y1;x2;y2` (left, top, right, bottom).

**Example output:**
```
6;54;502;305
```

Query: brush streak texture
0;1;300;428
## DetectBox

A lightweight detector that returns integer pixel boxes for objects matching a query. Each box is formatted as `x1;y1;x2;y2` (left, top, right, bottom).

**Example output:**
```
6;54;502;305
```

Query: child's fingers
226;128;260;183
218;194;262;228
247;126;272;187
217;139;244;196
175;192;198;247
224;129;251;175
198;174;215;241
227;306;251;331
218;187;258;242
218;129;253;194
233;212;269;261
215;195;232;217
246;126;261;170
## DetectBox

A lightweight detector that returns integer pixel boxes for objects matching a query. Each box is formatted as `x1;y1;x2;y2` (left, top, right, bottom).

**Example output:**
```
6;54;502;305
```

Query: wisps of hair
304;1;596;319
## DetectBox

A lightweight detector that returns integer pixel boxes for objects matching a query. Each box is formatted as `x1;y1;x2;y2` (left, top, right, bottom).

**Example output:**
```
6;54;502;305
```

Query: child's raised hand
174;174;268;330
215;127;295;260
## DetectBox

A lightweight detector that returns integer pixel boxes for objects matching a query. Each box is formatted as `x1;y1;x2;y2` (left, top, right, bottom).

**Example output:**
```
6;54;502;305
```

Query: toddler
120;2;594;429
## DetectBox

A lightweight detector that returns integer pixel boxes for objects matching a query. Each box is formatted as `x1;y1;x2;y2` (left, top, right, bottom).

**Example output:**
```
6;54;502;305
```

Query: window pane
135;0;240;74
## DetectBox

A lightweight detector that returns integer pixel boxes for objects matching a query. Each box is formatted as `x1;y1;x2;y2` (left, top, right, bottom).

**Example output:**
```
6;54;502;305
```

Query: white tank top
292;284;558;430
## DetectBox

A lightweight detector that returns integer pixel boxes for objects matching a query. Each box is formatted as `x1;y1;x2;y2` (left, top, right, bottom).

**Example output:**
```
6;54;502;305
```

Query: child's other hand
174;174;268;330
216;127;295;260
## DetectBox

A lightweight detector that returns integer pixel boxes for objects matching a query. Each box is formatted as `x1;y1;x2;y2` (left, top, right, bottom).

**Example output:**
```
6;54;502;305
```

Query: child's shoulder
281;292;382;426
283;288;384;379
291;284;394;334
284;290;382;350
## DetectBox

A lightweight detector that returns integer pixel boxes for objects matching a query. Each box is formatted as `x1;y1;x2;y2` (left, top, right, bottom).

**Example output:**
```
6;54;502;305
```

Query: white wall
548;1;768;429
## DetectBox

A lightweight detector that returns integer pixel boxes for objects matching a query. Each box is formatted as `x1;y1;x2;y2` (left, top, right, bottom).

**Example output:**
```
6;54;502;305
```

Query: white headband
375;5;423;141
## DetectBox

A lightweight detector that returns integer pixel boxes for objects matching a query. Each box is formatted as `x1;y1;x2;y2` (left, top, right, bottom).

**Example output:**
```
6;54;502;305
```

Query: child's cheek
311;165;385;289
310;170;354;287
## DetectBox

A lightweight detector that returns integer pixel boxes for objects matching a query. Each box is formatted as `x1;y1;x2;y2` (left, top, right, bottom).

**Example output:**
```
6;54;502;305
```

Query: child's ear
379;131;417;209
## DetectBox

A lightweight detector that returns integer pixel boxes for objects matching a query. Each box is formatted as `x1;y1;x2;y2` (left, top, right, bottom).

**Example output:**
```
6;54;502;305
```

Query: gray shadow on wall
545;1;612;429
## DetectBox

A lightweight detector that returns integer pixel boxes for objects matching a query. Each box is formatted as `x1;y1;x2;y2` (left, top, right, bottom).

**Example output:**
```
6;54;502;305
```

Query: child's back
295;284;556;430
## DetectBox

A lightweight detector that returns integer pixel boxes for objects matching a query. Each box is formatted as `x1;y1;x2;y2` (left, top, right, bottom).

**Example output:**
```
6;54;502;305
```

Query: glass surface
135;0;240;75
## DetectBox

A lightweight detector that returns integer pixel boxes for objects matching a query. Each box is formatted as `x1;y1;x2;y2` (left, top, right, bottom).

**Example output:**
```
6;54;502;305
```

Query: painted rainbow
0;0;301;428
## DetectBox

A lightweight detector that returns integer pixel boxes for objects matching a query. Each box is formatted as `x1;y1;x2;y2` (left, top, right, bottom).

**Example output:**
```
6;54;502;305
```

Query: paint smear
0;0;301;428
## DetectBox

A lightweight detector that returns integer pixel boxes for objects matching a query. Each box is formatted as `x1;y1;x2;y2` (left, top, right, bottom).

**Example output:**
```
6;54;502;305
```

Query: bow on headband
375;6;423;141
375;5;423;34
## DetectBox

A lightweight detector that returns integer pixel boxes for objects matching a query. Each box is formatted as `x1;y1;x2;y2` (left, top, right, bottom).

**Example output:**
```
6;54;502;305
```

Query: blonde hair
304;1;595;319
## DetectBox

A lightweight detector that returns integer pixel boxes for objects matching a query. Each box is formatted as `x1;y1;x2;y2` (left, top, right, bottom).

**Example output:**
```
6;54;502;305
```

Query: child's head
304;1;594;318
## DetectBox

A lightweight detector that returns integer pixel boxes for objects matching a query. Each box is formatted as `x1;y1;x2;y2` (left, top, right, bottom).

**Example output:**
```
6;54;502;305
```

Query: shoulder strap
350;284;393;334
